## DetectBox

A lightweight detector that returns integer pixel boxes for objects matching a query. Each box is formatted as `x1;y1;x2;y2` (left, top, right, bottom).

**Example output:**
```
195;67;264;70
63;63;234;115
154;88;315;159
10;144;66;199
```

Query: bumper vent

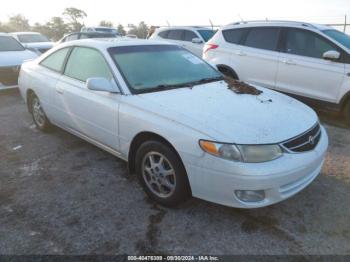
282;123;321;153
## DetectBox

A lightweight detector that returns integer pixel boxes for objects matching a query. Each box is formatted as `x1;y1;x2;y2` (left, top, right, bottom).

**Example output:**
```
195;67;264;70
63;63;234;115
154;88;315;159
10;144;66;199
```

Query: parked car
204;20;350;124
56;32;117;44
18;39;328;208
149;26;215;57
0;33;38;90
81;26;119;36
10;32;53;55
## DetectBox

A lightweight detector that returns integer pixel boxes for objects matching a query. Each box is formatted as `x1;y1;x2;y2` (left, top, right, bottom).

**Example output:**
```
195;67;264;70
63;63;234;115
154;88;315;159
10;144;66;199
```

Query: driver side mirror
192;38;203;44
86;77;118;93
323;50;340;61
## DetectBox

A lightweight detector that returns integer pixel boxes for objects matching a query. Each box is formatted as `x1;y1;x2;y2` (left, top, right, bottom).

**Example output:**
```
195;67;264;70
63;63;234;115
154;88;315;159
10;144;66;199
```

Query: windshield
0;36;24;51
109;45;222;94
322;29;350;49
197;30;215;42
18;34;50;43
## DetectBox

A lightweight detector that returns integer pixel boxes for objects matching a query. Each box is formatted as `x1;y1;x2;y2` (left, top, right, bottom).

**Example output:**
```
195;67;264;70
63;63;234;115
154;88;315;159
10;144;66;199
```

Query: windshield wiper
185;76;224;87
136;83;193;94
135;76;224;94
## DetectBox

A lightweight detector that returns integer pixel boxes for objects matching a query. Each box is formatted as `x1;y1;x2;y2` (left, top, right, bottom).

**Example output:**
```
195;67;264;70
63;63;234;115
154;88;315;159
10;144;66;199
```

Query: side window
243;27;280;51
222;28;248;44
158;30;169;39
66;34;79;42
184;30;198;42
64;47;113;82
167;30;184;41
285;29;337;59
40;47;70;72
79;34;89;39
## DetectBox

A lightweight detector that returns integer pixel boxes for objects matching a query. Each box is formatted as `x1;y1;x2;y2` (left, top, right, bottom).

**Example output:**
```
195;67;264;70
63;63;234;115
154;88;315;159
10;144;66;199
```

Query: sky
1;0;349;28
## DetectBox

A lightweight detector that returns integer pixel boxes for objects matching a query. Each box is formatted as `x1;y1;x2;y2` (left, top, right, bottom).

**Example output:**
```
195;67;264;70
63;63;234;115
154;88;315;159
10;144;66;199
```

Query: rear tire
135;140;191;207
30;93;52;132
344;100;350;126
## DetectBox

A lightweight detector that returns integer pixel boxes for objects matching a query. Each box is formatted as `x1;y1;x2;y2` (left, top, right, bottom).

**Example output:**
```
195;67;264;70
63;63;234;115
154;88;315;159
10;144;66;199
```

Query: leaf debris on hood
224;76;263;96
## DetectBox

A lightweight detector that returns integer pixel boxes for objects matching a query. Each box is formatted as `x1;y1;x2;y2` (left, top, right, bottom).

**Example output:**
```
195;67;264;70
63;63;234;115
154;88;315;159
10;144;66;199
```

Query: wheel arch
216;64;239;79
26;89;35;113
340;90;350;110
127;131;186;176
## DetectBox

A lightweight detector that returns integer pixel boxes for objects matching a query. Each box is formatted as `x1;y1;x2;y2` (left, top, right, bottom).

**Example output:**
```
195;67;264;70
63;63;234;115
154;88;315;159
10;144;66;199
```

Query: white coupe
18;38;328;208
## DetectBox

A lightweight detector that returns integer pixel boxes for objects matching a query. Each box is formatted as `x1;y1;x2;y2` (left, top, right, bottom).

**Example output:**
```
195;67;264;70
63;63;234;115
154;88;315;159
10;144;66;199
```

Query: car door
36;47;71;119
183;30;203;57
54;46;120;150
276;28;345;102
232;27;281;89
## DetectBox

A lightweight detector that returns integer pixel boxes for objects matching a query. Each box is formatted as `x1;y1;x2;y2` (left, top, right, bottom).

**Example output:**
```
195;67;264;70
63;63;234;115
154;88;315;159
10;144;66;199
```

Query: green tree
127;22;149;39
137;21;149;39
63;7;87;32
99;20;113;27
0;21;12;33
33;17;69;41
6;14;30;32
117;24;126;36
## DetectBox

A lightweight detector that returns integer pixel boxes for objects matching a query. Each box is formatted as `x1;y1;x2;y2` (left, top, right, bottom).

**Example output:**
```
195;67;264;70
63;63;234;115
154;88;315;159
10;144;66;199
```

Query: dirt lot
0;90;350;255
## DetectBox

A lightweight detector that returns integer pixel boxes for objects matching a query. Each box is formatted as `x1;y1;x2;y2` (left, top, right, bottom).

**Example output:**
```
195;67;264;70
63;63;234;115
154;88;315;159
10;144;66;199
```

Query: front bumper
0;65;20;91
184;127;328;208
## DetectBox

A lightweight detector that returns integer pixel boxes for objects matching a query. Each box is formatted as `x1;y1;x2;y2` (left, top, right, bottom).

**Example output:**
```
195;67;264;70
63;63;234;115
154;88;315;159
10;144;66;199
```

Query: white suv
203;21;350;124
150;26;215;57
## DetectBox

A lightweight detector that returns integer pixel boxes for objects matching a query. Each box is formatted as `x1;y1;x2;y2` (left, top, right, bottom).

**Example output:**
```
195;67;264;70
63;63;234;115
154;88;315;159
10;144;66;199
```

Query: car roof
156;26;212;31
69;31;115;36
10;32;42;35
85;26;115;29
0;32;10;36
222;20;332;31
58;38;173;49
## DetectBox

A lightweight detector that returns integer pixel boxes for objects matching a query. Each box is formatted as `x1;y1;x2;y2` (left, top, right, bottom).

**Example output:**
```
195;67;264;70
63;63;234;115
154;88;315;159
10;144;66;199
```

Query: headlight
199;140;282;163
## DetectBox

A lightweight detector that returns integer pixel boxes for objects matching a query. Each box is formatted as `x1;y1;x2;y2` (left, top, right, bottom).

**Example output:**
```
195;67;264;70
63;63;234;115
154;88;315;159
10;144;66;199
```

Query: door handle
56;86;64;94
282;59;296;65
236;50;246;56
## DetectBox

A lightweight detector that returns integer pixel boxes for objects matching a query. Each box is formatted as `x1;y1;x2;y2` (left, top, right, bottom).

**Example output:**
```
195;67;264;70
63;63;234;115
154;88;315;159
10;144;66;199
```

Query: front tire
30;94;52;132
135;140;191;207
344;101;350;126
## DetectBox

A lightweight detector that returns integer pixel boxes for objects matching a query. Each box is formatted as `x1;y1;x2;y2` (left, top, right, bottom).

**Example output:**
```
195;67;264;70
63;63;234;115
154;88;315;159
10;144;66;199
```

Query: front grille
282;123;321;153
0;66;20;87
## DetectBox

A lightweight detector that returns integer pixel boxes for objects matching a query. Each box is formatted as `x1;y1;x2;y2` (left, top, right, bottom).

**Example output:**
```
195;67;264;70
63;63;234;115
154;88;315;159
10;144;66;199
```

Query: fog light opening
234;190;266;203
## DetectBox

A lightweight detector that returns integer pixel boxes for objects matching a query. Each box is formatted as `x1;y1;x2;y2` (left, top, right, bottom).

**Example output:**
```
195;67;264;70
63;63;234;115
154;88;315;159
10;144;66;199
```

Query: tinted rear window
158;30;169;39
184;30;198;41
243;27;280;51
18;34;49;43
167;30;184;40
222;28;248;44
197;30;215;42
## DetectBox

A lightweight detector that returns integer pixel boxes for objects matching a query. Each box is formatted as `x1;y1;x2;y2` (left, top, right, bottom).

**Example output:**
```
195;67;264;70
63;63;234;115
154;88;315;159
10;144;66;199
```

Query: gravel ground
0;89;349;255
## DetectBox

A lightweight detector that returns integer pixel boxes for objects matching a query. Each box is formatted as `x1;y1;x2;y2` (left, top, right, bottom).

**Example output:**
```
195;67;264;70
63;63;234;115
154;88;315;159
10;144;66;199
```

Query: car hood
0;50;38;67
135;81;318;144
24;42;54;49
